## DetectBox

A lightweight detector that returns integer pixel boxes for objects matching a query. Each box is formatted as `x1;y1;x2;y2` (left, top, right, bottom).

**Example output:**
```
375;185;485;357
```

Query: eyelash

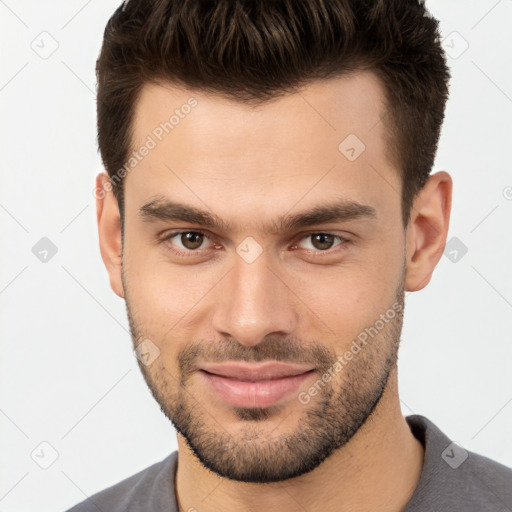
159;230;350;257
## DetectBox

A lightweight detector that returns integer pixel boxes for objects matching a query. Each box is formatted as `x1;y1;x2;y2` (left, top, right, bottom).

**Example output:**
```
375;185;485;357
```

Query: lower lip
199;370;315;408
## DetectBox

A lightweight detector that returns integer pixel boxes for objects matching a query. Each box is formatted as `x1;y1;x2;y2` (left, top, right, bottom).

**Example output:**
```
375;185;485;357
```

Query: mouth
198;362;316;408
199;361;316;381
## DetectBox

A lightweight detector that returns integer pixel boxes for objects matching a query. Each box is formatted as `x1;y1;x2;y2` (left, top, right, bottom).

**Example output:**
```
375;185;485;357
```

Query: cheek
123;243;222;336
289;247;403;340
129;267;209;323
124;266;205;369
295;273;395;341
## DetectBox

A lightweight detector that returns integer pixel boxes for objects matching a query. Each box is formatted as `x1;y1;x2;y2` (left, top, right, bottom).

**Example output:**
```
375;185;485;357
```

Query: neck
174;367;424;512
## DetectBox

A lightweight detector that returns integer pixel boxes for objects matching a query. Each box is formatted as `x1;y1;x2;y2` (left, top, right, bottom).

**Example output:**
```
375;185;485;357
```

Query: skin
96;70;452;512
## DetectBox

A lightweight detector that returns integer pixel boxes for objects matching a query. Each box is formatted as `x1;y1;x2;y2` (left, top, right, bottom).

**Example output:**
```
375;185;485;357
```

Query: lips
199;362;315;381
198;362;316;408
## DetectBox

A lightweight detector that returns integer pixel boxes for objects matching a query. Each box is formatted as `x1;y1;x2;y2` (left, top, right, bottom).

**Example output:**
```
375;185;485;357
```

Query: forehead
126;71;400;229
132;71;387;147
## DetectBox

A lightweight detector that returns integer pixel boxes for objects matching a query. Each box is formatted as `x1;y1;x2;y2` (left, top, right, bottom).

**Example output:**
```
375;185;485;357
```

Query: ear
95;172;125;299
405;171;452;292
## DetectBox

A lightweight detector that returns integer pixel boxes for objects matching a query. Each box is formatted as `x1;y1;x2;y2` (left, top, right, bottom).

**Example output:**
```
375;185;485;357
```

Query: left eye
295;233;345;251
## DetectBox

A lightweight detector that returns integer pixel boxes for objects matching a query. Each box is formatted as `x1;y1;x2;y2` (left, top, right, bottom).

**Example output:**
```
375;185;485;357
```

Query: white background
1;1;511;511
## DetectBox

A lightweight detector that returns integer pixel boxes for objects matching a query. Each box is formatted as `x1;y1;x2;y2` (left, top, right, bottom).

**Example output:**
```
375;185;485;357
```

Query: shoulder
458;449;512;509
64;451;179;512
405;415;512;511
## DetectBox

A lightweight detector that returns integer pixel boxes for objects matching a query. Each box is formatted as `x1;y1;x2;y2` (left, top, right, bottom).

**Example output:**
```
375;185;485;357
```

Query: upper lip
199;362;315;381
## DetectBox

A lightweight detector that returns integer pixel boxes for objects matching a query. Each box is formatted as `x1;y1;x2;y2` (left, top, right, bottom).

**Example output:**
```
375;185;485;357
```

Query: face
118;71;409;482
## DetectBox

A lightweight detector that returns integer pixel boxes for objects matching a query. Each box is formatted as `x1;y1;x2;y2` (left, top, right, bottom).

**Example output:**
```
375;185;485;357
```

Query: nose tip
215;296;296;347
211;257;299;347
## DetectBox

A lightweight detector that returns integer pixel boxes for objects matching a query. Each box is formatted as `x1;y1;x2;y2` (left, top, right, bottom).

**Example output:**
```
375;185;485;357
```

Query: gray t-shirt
65;415;512;511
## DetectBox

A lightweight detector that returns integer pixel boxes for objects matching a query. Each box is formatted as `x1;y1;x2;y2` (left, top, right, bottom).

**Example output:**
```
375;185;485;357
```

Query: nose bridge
211;249;298;346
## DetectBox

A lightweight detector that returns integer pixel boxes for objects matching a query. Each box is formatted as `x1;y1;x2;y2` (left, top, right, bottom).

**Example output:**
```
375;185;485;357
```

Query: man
67;0;512;510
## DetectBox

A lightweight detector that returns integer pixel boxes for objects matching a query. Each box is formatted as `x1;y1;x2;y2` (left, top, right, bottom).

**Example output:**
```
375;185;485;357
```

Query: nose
211;248;299;347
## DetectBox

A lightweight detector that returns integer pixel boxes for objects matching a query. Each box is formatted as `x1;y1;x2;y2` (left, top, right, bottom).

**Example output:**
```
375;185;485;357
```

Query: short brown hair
96;0;450;228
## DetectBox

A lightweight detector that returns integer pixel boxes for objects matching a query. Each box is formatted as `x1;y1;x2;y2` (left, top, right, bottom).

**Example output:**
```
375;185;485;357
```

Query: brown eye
180;232;205;250
161;229;221;257
310;233;336;250
295;233;347;252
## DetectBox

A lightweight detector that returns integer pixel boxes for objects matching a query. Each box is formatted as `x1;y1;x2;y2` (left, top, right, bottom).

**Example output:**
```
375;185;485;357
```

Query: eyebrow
138;196;377;235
